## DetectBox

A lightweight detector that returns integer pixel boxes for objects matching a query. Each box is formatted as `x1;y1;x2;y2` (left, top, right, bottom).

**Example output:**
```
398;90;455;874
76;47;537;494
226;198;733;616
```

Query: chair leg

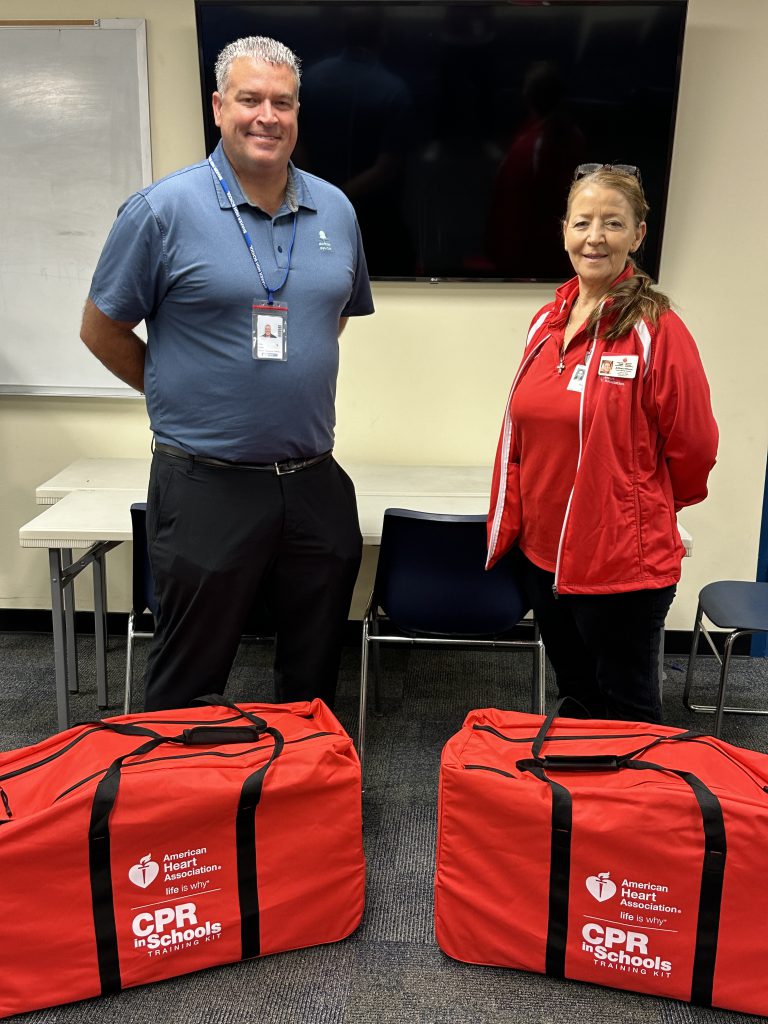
358;617;370;782
682;602;704;711
533;623;546;715
683;622;767;729
372;639;383;715
124;611;135;716
714;632;738;738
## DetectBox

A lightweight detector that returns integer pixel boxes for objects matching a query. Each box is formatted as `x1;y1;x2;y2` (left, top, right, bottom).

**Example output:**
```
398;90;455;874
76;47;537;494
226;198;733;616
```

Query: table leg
49;548;71;732
61;548;79;693
93;552;109;708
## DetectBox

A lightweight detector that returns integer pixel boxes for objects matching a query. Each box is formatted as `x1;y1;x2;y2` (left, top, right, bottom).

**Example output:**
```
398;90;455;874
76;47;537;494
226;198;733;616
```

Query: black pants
518;552;675;723
144;452;362;712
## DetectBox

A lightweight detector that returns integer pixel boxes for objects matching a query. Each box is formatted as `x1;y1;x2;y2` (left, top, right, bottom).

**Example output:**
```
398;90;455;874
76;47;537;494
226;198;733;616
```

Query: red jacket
486;273;719;594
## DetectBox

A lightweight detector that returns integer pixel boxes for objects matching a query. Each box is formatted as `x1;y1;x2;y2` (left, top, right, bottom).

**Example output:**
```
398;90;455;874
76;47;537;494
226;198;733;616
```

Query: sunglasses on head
574;163;642;184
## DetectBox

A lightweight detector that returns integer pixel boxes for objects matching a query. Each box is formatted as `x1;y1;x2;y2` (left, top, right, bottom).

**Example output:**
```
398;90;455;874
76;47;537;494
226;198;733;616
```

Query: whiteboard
0;20;151;396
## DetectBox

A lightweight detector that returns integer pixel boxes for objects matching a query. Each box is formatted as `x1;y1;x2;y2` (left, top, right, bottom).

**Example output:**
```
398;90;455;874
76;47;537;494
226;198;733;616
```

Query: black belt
154;443;332;476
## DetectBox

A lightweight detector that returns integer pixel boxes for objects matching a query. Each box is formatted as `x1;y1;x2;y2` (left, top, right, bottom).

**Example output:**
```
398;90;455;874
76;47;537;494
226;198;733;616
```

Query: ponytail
585;259;670;340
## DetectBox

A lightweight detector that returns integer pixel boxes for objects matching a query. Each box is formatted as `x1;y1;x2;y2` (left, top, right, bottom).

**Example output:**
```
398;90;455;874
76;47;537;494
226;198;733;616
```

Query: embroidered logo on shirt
318;230;333;252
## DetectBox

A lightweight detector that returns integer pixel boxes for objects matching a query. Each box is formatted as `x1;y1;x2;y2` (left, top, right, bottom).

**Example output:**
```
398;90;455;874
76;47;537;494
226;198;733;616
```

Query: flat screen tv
195;0;687;282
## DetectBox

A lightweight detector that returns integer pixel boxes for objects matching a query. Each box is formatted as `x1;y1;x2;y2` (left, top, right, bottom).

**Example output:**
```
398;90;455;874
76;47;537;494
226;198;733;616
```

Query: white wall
2;0;767;630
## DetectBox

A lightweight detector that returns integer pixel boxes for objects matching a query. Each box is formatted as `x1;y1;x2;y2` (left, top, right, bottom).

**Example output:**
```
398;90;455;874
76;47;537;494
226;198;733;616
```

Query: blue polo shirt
89;141;374;461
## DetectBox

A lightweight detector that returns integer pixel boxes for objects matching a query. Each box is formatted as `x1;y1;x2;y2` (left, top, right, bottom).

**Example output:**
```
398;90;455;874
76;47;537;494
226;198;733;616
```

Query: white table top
21;488;490;548
25;458;691;553
35;457;491;502
20;488;148;548
36;458;153;504
25;462;494;548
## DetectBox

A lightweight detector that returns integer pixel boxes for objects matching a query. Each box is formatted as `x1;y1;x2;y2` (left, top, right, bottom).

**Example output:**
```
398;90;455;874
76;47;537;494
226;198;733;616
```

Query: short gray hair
214;36;301;95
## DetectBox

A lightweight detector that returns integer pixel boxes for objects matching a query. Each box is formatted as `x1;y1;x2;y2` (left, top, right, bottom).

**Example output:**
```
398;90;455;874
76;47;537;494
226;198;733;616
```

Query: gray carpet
0;630;766;1023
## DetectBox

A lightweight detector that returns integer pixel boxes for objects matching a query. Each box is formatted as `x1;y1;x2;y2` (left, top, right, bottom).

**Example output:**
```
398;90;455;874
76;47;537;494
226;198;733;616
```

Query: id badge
567;364;587;393
597;353;638;379
252;302;288;361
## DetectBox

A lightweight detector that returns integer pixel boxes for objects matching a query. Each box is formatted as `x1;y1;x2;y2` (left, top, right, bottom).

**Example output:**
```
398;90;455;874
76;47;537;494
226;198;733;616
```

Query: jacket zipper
552;307;603;595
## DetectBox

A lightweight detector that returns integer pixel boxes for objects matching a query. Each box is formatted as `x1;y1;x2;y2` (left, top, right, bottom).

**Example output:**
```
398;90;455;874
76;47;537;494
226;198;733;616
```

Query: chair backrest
130;503;158;617
373;509;530;636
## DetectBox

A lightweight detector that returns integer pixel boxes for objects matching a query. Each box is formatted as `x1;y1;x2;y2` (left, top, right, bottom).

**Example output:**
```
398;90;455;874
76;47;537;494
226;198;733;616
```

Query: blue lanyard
208;155;298;305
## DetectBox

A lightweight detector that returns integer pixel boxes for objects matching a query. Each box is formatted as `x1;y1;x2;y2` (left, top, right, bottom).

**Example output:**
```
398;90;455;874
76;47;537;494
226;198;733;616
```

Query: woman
486;164;718;723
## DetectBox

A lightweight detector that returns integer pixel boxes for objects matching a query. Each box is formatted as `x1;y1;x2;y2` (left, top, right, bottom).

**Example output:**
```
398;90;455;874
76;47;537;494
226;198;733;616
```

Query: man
81;36;374;711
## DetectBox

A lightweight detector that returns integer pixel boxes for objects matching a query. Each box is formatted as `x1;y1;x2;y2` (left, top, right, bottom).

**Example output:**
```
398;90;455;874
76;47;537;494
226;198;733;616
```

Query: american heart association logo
585;871;617;902
128;854;160;889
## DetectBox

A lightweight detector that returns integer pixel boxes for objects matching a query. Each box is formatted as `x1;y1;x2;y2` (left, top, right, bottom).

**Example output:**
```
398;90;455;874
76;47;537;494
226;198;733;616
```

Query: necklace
557;297;594;374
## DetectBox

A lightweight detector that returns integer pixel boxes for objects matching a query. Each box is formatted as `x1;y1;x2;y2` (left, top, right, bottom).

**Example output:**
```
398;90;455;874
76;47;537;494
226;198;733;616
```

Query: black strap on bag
625;760;726;1007
0;721;163;786
237;726;284;959
89;736;163;996
0;712;264;790
523;762;573;978
192;688;288;952
88;703;283;996
516;703;728;1007
193;687;288;956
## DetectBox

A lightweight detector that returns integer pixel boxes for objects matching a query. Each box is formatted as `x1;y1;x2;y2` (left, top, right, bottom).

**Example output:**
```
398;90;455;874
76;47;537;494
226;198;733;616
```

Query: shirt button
277;245;283;253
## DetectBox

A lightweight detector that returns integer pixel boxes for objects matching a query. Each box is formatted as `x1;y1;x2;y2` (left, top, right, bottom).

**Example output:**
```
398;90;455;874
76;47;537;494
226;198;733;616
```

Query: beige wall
2;0;767;631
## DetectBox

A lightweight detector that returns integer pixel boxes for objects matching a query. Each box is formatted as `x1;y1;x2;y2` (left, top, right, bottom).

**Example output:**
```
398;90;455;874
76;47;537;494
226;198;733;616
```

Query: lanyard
208;155;298;305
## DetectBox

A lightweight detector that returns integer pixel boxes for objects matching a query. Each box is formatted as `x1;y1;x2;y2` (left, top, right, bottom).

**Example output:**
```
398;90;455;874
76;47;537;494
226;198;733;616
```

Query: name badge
597;353;638;379
252;302;288;361
566;364;587;393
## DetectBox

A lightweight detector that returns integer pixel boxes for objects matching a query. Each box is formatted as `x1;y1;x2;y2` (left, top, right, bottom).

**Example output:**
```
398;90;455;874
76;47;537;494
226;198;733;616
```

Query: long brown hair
564;168;670;340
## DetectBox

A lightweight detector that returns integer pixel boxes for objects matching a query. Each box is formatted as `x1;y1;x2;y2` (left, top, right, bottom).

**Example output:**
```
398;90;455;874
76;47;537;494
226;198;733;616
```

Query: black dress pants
518;552;675;723
144;451;362;712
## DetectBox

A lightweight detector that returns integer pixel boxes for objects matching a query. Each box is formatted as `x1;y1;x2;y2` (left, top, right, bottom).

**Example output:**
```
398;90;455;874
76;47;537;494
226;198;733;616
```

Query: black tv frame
194;0;688;283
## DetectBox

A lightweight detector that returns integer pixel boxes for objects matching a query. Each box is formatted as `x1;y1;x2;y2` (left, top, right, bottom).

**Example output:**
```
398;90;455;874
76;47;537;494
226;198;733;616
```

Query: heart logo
128;854;160;889
585;872;617;902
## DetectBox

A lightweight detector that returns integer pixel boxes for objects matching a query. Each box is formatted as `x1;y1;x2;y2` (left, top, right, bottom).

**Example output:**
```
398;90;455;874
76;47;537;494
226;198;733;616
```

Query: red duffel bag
0;696;364;1019
435;706;768;1016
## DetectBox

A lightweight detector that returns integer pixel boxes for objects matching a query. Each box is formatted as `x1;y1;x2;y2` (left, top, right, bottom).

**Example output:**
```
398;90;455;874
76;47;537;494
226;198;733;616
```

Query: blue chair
683;580;768;736
124;503;158;714
358;509;546;775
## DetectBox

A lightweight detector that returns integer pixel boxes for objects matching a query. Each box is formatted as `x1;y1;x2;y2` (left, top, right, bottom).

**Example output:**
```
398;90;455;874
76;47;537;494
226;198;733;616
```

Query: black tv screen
195;0;687;282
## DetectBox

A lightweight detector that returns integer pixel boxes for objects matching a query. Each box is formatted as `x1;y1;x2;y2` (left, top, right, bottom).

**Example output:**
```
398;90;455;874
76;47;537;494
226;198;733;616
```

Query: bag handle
193;693;268;730
0;700;269;787
529;699;708;769
529;753;622;772
181;725;266;746
531;697;592;759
